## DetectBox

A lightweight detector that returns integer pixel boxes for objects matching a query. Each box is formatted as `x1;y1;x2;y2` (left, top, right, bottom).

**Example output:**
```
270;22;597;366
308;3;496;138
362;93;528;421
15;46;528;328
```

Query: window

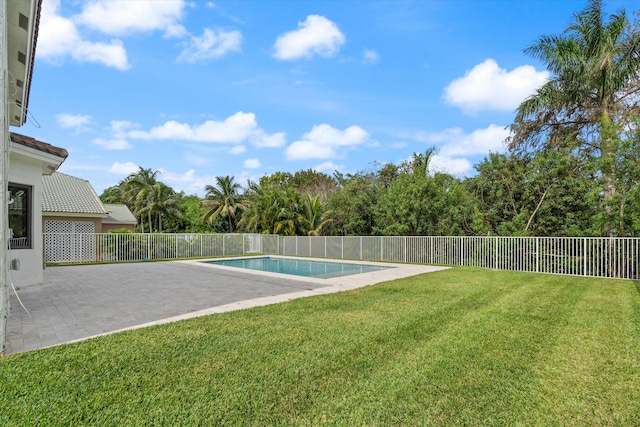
8;184;31;249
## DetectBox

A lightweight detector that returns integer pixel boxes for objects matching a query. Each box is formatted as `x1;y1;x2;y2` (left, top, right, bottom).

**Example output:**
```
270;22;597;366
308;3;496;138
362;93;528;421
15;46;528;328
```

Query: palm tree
138;182;182;232
202;176;245;233
124;167;160;232
298;194;333;236
238;181;268;233
267;187;300;235
238;182;300;235
509;0;640;207
409;147;437;177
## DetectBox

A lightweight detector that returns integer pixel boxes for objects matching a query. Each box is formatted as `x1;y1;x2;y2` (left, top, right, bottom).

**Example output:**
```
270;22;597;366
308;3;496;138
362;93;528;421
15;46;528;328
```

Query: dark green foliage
509;0;640;236
239;181;302;235
99;167;181;233
326;172;380;235
163;194;222;233
468;150;597;236
202;176;245;233
374;172;475;236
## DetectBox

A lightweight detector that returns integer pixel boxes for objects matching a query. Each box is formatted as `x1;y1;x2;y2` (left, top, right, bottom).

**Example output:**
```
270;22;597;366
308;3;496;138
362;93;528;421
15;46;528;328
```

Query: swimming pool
202;257;393;279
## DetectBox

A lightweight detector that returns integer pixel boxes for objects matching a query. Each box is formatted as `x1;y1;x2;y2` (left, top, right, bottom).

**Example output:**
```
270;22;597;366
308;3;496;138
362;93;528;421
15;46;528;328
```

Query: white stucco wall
8;151;44;287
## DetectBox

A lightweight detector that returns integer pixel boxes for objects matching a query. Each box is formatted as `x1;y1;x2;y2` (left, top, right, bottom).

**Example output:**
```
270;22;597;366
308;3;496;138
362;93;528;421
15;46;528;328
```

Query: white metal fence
277;236;640;280
44;233;279;263
43;233;640;280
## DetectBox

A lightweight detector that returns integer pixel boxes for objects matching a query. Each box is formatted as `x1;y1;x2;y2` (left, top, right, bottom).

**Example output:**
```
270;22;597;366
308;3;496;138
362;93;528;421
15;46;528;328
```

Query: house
42;172;137;263
42;172;109;235
2;0;50;353
9;133;67;287
102;204;137;232
42;172;137;234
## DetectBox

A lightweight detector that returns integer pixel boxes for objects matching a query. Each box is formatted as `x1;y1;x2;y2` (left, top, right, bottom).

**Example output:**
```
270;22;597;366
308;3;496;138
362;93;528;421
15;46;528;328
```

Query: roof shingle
10;132;68;159
42;172;108;215
103;204;137;224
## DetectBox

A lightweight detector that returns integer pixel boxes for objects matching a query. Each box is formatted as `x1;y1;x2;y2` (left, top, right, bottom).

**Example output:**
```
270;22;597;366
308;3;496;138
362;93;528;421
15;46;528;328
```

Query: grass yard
1;267;639;426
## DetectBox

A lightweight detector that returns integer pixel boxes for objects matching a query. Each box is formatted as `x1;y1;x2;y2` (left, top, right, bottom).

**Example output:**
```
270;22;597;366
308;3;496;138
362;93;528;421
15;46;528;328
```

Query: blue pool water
203;257;392;279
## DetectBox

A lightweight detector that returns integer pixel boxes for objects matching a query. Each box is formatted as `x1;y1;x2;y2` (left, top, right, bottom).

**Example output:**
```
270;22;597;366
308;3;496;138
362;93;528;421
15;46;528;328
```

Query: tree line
100;0;640;238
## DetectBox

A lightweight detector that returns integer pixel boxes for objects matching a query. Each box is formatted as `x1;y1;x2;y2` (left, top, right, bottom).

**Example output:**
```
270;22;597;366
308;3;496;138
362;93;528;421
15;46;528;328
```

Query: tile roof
10;132;68;159
103;204;137;224
42;172;108;215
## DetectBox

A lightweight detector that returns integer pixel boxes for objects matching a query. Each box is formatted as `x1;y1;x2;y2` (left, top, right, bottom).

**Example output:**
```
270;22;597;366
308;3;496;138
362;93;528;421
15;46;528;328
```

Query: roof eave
7;0;41;127
10;140;65;174
43;212;109;219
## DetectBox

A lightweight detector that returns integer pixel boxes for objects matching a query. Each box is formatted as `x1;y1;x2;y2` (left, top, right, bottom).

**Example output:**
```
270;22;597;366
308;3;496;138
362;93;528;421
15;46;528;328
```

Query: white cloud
444;59;549;113
128;112;284;148
109;120;137;135
286;141;335;160
252;132;286;148
108;161;139;175
314;161;343;173
229;145;247;155
92;120;137;150
273;15;345;60
178;28;242;62
404;124;511;177
38;0;129;70
363;49;379;65
75;0;187;37
425;124;511;157
285;124;370;160
56;113;92;131
429;155;474;177
93;138;132;150
158;169;219;196
243;158;261;169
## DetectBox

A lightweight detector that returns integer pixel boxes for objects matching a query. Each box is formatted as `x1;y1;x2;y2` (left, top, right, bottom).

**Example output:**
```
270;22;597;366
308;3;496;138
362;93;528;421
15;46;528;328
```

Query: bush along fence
43;233;640;280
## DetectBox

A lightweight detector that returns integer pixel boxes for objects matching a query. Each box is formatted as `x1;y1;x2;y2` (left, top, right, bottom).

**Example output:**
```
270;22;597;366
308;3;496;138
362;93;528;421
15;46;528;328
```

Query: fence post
431;237;434;264
583;238;587;277
341;236;344;259
404;236;407;263
536;237;539;273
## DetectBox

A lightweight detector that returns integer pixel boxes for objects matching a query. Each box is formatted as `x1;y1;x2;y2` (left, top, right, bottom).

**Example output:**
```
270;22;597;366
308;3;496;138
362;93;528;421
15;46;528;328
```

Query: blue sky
14;0;639;196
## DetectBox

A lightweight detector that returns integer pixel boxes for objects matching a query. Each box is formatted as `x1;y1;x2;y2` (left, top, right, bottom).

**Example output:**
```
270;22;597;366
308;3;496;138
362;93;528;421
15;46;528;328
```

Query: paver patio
4;258;447;354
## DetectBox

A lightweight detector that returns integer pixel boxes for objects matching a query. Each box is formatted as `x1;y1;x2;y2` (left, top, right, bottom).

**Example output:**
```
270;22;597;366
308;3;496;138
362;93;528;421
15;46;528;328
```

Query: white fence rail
278;236;640;280
43;234;640;279
44;233;279;263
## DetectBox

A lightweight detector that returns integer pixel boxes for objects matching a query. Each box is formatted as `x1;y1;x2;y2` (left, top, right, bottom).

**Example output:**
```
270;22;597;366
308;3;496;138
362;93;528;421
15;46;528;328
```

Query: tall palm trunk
600;111;619;235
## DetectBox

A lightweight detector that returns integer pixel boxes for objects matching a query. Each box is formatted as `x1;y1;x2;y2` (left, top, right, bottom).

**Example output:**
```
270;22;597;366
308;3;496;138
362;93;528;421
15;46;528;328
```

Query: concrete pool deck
4;257;449;355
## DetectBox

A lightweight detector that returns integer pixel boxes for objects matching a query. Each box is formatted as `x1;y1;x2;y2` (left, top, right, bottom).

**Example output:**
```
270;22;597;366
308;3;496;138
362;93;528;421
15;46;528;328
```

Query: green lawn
2;268;639;426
